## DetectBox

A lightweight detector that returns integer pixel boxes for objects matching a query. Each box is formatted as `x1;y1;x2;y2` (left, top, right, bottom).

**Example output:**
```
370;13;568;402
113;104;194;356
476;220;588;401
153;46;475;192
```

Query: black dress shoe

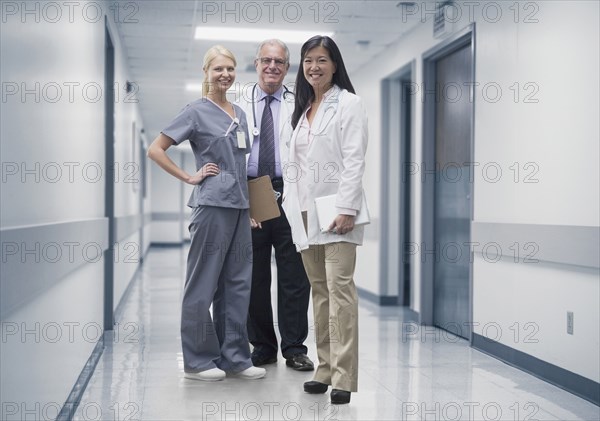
330;389;351;404
251;353;277;366
285;353;314;371
303;381;329;394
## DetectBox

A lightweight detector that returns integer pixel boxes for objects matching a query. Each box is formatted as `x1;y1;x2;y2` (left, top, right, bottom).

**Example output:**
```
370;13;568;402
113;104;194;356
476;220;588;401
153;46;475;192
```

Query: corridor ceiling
113;0;430;138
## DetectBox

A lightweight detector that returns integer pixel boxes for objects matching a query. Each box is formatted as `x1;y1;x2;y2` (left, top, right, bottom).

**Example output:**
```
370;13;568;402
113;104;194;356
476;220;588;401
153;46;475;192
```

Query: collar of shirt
321;84;337;103
303;84;337;114
257;85;283;103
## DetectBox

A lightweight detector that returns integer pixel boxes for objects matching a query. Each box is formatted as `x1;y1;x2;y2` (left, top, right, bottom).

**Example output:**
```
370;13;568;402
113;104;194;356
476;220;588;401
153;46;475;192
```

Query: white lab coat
235;84;294;170
282;85;369;251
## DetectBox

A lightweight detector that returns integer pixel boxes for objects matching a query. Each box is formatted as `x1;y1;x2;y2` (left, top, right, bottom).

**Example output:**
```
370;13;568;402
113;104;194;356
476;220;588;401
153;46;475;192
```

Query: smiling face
302;45;336;95
255;43;289;94
205;55;235;94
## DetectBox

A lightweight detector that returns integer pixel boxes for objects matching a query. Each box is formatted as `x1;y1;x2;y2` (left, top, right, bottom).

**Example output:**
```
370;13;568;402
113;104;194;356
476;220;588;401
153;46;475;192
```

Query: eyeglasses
258;57;287;67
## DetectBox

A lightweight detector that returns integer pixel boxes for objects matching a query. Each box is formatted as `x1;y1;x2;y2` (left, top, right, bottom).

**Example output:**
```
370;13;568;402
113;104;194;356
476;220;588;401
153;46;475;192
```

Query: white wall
351;0;599;381
111;18;148;309
471;0;599;383
0;263;104;418
0;11;105;226
114;231;142;310
0;6;106;415
473;1;599;226
474;256;600;382
182;150;196;241
141;133;153;257
0;1;149;414
149;148;185;244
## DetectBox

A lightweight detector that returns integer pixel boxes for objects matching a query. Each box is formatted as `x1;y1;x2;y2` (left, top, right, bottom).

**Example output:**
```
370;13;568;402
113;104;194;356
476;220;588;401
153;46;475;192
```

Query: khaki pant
301;239;359;392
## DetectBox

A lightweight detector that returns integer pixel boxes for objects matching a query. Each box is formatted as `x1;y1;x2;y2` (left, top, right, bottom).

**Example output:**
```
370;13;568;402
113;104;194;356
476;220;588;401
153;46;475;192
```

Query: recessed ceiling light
195;27;333;44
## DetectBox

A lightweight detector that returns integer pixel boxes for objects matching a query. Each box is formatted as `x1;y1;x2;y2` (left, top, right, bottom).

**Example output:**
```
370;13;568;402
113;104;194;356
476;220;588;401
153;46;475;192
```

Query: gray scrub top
162;99;251;209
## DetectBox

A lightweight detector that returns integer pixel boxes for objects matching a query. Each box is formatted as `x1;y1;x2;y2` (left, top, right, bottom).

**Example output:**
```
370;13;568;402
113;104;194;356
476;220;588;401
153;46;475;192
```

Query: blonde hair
202;45;237;94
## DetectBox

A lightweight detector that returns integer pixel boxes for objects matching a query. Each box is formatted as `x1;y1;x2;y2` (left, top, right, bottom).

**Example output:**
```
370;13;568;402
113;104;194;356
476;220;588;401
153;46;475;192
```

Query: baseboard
150;242;185;248
405;308;420;323
113;263;144;323
57;257;146;420
356;286;398;306
472;333;600;406
56;336;105;420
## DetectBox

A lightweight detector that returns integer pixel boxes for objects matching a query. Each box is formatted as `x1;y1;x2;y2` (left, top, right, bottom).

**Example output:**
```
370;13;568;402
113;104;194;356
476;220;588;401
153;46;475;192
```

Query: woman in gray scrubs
147;45;266;381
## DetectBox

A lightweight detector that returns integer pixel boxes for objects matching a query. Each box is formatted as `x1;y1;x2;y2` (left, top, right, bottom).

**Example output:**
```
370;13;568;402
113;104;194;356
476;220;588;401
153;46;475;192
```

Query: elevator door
433;45;472;339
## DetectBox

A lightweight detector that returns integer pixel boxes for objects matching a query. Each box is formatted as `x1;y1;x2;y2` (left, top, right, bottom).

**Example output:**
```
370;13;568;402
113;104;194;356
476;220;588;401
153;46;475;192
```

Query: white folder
314;190;371;233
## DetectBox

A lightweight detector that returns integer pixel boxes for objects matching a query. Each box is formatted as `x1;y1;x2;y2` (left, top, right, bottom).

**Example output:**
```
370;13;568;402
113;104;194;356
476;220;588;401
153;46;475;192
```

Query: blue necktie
258;95;275;179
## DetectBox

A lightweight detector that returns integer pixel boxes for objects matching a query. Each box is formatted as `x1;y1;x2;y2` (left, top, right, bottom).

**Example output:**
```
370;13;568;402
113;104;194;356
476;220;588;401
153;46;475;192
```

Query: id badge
236;131;246;149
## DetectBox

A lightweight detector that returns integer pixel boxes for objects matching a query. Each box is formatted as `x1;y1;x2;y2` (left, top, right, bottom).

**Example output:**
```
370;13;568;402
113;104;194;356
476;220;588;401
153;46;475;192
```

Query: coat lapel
307;85;341;153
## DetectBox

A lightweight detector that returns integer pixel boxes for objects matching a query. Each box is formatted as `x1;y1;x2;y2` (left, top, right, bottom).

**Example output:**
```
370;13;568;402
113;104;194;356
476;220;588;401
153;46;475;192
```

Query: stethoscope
251;83;294;137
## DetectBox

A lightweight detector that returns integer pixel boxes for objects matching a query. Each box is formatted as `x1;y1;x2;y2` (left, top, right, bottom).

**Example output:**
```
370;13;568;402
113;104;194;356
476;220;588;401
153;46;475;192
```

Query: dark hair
291;36;355;129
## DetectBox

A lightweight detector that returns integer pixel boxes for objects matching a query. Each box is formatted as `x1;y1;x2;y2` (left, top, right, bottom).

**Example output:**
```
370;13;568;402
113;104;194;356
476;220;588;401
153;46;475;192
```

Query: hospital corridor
1;1;599;420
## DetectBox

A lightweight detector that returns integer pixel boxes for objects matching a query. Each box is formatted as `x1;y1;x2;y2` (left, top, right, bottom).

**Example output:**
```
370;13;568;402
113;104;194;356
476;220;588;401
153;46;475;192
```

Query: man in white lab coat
236;39;313;371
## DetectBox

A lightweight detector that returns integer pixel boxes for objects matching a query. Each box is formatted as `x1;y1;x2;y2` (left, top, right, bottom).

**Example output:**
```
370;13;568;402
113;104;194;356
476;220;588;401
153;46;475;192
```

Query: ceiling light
185;83;203;92
195;27;334;44
396;1;417;7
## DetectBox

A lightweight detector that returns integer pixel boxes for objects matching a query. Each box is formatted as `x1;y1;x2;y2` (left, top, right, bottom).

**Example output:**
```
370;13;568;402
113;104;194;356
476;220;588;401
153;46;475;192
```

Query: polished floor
74;247;599;420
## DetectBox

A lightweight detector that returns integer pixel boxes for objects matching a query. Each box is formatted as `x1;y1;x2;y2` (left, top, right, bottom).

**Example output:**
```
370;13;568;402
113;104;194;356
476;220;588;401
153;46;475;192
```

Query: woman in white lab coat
282;35;368;404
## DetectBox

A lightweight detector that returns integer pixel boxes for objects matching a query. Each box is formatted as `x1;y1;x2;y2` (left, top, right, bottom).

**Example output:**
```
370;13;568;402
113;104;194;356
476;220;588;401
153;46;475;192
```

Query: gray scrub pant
181;206;253;373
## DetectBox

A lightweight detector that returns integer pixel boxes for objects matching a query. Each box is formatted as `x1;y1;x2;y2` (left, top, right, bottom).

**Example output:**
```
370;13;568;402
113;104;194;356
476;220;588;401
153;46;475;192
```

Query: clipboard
314;190;371;232
248;176;281;223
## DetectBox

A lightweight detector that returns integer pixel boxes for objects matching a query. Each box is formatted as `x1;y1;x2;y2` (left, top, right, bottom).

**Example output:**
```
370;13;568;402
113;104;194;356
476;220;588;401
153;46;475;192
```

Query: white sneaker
184;368;225;381
232;366;266;379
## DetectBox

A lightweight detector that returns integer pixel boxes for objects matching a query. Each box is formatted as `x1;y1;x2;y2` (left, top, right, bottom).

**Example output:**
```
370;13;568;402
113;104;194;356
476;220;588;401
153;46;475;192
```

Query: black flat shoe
330;389;351;404
286;353;314;371
251;353;277;366
303;381;329;394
